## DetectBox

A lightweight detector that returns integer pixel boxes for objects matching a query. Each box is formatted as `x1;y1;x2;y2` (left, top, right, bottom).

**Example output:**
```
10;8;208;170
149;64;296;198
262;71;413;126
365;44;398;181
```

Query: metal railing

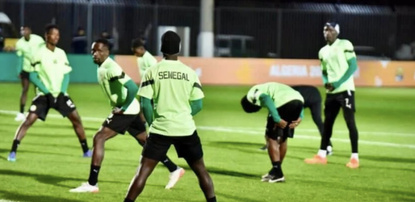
1;0;414;60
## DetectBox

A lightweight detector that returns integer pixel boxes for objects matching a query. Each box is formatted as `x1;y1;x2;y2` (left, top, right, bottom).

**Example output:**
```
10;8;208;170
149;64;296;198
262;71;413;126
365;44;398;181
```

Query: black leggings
320;91;358;153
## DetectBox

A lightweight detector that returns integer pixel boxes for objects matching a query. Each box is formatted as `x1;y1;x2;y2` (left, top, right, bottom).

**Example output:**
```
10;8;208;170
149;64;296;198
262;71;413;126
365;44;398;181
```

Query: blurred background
1;0;415;60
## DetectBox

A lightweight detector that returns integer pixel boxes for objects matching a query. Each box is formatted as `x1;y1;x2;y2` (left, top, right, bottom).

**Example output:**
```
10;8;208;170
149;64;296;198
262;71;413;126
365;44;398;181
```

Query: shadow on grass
208;141;270;154
11;149;83;159
0;148;8;160
290;155;415;172
361;164;415;172
139;195;200;202
286;144;321;153
207;167;258;180
364;155;415;164
209;141;319;156
217;192;263;202
1;140;130;161
209;140;262;147
0;169;125;188
295;177;415;199
18;131;93;138
0;121;99;135
40;123;99;132
0;190;82;202
395;196;415;202
176;164;259;180
289;155;356;167
20;142;126;153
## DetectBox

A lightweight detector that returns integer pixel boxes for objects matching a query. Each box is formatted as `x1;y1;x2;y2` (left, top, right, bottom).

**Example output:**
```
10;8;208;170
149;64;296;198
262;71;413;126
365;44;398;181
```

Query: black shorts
266;100;303;141
142;131;203;163
20;70;30;79
325;90;356;112
102;113;146;135
29;94;76;121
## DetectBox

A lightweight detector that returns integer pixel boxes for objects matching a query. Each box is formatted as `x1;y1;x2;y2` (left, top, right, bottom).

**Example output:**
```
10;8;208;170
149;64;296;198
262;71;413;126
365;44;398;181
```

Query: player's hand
112;107;124;114
289;118;302;129
45;93;56;108
325;83;335;92
274;119;287;129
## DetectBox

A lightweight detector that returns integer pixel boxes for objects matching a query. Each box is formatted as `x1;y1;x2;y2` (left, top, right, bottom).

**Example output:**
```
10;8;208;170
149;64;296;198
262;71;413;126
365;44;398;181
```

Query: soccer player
304;22;360;169
70;38;184;193
7;24;91;162
131;37;156;134
131;37;186;184
259;85;333;154
241;82;304;183
124;31;216;202
292;85;333;154
131;37;157;80
14;25;45;121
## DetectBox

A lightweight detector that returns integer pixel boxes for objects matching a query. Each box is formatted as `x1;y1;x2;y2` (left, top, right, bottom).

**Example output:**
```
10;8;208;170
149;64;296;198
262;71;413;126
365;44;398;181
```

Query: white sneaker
69;182;99;193
327;146;333;156
165;167;185;189
14;113;26;121
261;173;272;182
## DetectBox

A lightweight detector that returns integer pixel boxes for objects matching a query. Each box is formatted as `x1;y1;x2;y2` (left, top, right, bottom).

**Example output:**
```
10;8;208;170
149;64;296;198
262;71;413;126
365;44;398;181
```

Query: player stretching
7;24;91;162
70;38;184;193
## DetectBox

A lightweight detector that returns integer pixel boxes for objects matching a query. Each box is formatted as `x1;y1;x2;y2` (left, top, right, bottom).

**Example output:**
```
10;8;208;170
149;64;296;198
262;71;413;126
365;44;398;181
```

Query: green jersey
31;46;71;97
138;59;204;136
319;38;356;94
97;57;140;115
247;82;304;108
137;51;157;79
15;34;45;72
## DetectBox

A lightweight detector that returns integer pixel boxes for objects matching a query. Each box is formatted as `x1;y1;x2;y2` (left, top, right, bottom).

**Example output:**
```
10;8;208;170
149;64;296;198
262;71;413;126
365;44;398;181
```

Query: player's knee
72;120;82;128
134;132;147;144
93;132;106;143
22;120;34;128
137;136;146;146
343;113;356;124
69;114;82;126
345;119;357;129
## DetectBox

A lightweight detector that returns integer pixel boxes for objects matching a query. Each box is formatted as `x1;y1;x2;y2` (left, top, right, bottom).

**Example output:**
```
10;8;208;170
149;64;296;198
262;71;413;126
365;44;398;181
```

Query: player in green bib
7;24;91;162
259;85;333;154
14;25;45;121
241;82;304;183
125;31;216;202
131;37;157;143
304;22;359;169
70;38;184;193
131;37;157;81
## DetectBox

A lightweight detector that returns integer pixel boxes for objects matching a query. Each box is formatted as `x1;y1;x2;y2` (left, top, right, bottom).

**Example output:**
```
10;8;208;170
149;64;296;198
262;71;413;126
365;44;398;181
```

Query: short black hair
241;95;261;113
161;30;181;55
94;38;111;50
131;38;145;49
45;24;58;35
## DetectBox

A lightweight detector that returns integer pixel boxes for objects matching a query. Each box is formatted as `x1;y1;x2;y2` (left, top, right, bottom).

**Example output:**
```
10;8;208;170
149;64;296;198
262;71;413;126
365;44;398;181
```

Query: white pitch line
197;125;415;138
1;110;415;149
197;126;415;149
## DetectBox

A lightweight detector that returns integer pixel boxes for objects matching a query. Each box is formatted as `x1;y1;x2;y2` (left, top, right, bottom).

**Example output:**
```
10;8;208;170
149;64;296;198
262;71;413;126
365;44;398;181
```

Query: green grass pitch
0;82;414;202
